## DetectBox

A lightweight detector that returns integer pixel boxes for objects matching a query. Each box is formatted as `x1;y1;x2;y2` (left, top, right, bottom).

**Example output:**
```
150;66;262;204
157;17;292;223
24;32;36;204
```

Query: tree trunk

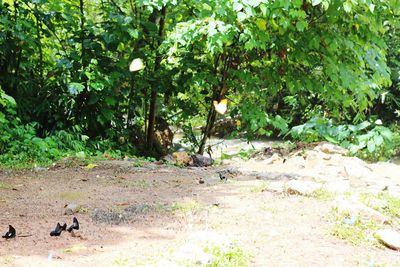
35;6;43;86
197;54;230;155
146;6;166;151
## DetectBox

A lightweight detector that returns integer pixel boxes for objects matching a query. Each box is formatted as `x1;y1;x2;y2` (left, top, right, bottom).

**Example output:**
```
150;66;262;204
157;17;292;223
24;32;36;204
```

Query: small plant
310;188;336;201
330;209;381;246
171;200;201;213
359;192;400;224
289;117;396;161
204;243;249;267
0;182;12;190
250;181;269;193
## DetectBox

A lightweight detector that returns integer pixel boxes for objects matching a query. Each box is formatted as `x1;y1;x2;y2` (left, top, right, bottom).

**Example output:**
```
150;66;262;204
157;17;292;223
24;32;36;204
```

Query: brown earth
0;158;400;267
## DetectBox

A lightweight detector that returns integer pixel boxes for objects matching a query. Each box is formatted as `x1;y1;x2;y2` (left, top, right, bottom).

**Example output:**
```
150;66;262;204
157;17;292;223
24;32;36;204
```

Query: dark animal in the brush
50;223;67;236
67;217;79;232
2;225;16;239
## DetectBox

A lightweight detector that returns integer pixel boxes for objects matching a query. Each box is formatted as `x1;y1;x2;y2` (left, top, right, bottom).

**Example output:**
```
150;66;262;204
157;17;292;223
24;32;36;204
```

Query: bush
289;117;397;161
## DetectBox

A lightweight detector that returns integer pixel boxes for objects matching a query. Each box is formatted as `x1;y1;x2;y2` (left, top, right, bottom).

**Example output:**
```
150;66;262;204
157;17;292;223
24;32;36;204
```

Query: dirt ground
1;157;400;267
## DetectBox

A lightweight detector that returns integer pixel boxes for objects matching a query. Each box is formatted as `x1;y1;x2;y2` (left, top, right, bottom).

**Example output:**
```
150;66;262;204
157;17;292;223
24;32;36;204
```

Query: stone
315;142;348;155
191;154;213;167
172;151;193;166
162;154;176;164
342;158;377;180
266;181;285;193
333;197;388;224
256;172;299;181
64;203;81;215
323;180;350;194
286;180;322;196
217;168;241;180
375;229;400;250
263;153;281;165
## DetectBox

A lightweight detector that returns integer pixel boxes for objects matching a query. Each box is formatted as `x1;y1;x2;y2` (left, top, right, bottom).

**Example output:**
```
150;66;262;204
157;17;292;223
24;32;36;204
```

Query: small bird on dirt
67;217;79;232
219;172;227;181
2;225;16;239
50;223;64;236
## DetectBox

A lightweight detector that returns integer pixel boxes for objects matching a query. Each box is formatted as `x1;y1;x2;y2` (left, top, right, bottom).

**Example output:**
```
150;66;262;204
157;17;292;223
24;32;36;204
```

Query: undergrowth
289;117;400;161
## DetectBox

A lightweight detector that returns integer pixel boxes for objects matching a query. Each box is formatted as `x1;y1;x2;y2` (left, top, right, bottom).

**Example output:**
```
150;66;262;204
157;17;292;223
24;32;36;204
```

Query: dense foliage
0;0;399;164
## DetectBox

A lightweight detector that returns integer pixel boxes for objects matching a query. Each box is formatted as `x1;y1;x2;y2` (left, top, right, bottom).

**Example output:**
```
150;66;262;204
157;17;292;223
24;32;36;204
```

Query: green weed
330;210;381;246
310;188;336;201
359;192;400;220
0;182;12;189
250;181;269;193
204;243;249;267
171;200;201;213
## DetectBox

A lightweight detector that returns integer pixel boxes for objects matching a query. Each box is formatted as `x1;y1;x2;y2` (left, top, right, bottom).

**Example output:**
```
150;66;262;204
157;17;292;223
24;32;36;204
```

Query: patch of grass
330;210;381;246
310;188;336;201
131;156;157;167
359;192;400;220
171;200;201;213
250;181;269;193
57;191;84;201
0;182;12;189
220;148;256;162
204;243;249;267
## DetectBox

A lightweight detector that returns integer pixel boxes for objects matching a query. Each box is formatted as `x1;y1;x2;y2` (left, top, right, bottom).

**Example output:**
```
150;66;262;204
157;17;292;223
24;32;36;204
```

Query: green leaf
312;0;322;6
343;2;352;13
374;135;384;146
237;12;247;22
233;2;243;12
68;83;85;95
367;139;376;153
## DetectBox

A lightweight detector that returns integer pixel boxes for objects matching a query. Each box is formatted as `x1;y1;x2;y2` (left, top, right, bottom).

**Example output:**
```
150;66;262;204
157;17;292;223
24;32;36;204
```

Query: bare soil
0;159;400;267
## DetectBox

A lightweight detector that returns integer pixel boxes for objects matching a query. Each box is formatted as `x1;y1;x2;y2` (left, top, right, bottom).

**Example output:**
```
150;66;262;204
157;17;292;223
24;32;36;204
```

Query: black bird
219;172;227;181
50;223;63;236
2;225;16;239
67;217;79;232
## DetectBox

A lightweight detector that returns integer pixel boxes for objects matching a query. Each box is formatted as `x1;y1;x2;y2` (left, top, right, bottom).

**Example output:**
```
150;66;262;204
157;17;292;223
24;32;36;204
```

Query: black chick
50;223;63;236
2;225;16;239
218;171;227;181
67;217;79;232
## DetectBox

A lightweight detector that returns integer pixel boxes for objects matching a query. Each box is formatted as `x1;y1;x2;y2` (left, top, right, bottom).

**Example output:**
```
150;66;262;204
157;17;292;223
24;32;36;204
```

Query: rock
64;203;81;215
217;168;241;181
323;180;350;194
286;180;322;196
172;151;193;166
256;172;299;181
191;154;213;167
306;150;331;161
343;158;377;180
315;142;348;155
375;229;400;250
266;181;285;193
333;197;388;224
33;167;48;172
263;153;281;164
162;154;176;164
